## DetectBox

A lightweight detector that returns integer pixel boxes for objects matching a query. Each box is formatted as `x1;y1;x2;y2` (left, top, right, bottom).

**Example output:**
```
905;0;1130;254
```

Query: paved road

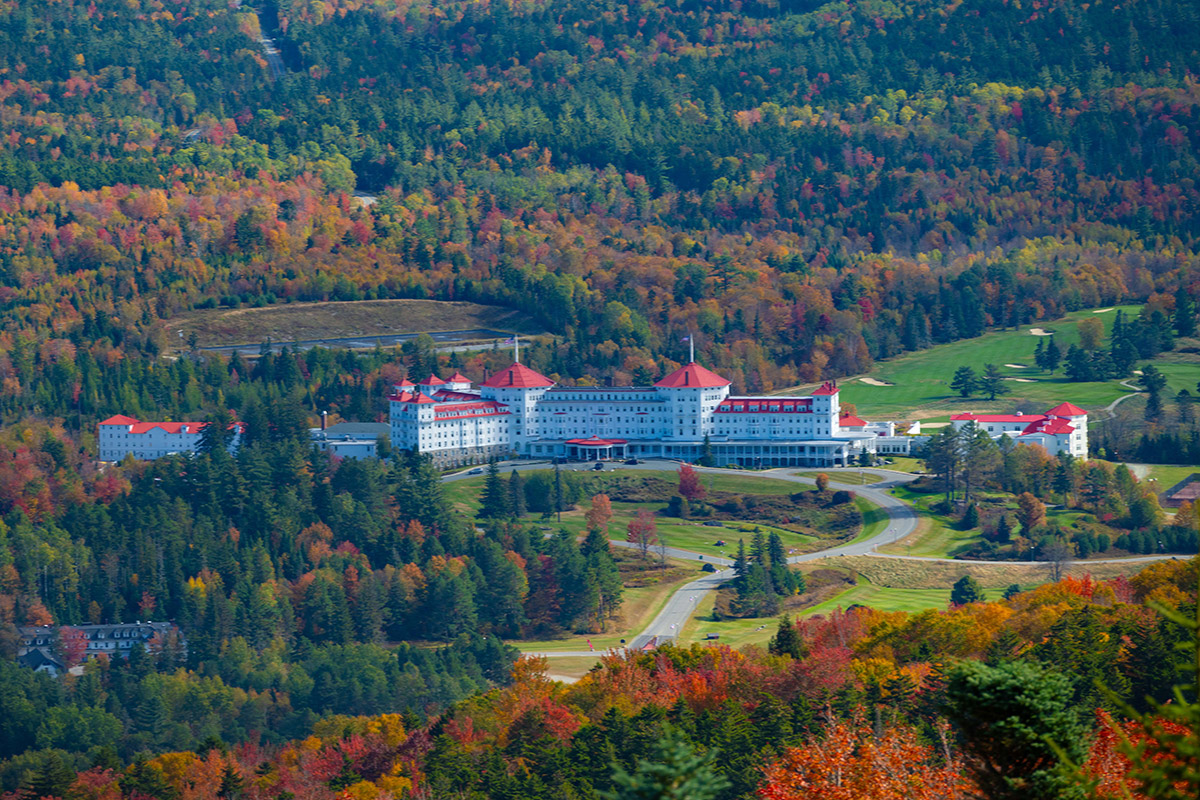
513;463;919;657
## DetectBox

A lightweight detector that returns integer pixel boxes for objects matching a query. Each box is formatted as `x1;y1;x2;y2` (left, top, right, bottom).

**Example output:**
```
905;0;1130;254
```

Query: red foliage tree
678;464;706;502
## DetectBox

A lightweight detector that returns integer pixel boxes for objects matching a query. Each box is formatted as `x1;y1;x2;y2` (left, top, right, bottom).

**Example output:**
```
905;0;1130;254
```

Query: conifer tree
480;460;510;519
767;615;805;659
508;469;526;517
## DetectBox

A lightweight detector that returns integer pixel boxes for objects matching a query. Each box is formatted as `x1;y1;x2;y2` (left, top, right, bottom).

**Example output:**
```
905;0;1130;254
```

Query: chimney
321;410;328;430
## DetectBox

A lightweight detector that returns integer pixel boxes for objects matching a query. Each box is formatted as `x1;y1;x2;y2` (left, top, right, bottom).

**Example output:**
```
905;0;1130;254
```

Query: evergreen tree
1174;286;1196;338
1045;336;1062;372
599;726;729;800
996;514;1014;544
20;751;77;800
480;460;510;519
979;363;1010;401
950;574;985;605
1034;338;1047;371
699;435;714;467
951;365;979;397
198;407;235;455
944;660;1085;800
508;470;527;517
767;615;805;659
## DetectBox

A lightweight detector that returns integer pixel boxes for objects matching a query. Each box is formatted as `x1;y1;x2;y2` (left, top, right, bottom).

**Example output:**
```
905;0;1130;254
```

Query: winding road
446;460;1177;658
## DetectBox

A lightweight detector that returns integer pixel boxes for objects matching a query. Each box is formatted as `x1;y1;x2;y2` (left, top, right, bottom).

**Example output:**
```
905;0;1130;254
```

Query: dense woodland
0;0;1199;408
2;0;1200;796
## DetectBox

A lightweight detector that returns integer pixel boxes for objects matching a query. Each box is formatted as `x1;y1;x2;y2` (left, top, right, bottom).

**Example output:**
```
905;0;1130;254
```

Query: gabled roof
654;362;731;389
1022;417;1075;436
839;413;867;427
419;375;446;386
1046;402;1087;417
391;390;412;402
811;381;838;396
566;437;628;446
99;415;140;426
446;372;471;383
481;363;555;389
411;392;435;404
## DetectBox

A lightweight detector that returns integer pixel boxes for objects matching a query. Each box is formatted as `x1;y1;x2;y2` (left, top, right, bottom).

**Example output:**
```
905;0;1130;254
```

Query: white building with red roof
98;416;244;461
388;347;882;467
950;402;1088;457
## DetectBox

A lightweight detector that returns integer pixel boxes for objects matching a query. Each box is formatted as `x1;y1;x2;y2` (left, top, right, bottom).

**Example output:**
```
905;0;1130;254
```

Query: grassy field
802;584;952;616
823;554;1157;589
803;305;1146;420
1139;464;1200;490
447;471;854;559
168;298;540;348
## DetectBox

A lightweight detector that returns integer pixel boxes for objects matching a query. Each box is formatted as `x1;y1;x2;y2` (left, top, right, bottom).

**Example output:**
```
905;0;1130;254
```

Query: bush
830;490;853;506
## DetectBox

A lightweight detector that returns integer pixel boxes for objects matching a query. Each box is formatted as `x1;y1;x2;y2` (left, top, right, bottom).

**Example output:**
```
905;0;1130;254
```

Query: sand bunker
1004;377;1037;383
1093;308;1114;313
1004;363;1027;369
1134;369;1144;375
860;377;894;386
1029;328;1054;336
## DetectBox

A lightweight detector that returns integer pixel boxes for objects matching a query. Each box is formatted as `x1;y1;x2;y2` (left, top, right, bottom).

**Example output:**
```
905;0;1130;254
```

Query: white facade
390;360;883;468
950;402;1089;458
98;416;244;461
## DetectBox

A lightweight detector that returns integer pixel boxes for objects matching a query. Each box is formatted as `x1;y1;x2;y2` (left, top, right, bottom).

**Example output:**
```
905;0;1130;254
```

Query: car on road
592;462;605;471
624;458;640;465
467;467;483;475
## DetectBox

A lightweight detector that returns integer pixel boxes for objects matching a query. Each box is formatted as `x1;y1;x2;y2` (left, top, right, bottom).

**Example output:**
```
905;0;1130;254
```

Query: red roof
389;390;413;402
839;413;867;427
99;415;140;426
129;421;205;434
481;363;555;389
951;413;1047;424
566;437;627;446
655;362;730;389
446;372;471;383
1022;417;1075;436
811;381;838;396
411;392;435;404
420;375;445;386
1046;402;1087;417
716;398;812;413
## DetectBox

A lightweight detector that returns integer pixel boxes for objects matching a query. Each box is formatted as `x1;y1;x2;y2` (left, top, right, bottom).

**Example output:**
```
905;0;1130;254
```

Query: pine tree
996;514;1013;544
1046;336;1062;371
950;575;985;606
1034;338;1047;371
480;460;510;519
599;726;729;800
1174;286;1196;337
767;615;805;659
508;470;526;517
951;365;979;397
20;751;77;800
979;363;1010;401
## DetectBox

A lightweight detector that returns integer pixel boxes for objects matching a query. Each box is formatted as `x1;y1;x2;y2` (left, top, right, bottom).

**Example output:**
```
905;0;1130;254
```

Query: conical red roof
411;392;435;403
481;363;555;389
1046;402;1087;416
447;372;471;383
420;374;446;386
654;362;730;389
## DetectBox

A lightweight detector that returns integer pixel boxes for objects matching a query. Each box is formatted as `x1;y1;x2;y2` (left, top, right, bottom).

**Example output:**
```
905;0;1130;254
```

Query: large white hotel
389;355;905;468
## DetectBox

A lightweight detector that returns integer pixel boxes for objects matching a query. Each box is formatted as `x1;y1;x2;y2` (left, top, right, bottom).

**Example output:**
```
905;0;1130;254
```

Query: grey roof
18;649;64;671
322;422;390;436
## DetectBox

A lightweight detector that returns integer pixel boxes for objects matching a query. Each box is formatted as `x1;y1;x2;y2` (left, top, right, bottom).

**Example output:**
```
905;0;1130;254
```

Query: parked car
624;458;640;465
592;462;605;471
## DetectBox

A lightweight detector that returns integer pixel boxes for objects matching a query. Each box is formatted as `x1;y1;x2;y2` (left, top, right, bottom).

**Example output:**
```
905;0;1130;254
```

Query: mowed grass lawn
826;305;1145;420
802;584;952;616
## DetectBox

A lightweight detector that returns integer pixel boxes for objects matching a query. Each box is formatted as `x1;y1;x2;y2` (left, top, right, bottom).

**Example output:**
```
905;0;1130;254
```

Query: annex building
98;416;244;461
949;403;1090;458
389;356;905;468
